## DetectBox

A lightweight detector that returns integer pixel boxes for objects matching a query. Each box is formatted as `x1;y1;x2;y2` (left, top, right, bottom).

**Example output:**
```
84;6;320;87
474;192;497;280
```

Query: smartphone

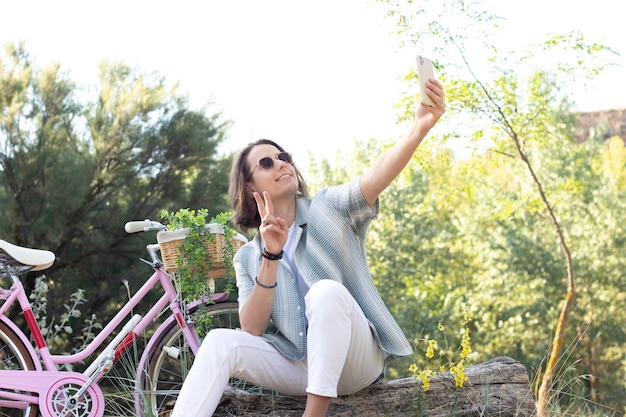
416;55;435;107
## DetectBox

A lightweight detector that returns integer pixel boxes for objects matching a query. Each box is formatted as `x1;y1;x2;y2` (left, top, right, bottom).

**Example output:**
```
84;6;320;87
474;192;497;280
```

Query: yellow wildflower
409;365;434;391
418;369;434;391
460;328;471;359
426;339;438;359
464;310;472;323
449;360;468;388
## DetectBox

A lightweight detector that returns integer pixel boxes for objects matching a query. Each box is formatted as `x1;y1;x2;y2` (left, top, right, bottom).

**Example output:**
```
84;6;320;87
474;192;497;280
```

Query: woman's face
246;144;299;198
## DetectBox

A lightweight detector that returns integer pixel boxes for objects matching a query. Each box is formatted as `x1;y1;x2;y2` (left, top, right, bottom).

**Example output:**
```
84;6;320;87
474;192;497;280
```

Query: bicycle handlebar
125;220;166;233
124;220;168;265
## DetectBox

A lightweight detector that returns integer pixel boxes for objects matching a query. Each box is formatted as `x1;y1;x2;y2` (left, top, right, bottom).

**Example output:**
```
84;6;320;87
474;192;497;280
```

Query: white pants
171;280;385;417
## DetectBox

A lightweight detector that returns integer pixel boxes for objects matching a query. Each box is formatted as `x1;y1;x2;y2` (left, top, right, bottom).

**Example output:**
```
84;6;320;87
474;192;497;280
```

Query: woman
171;78;446;417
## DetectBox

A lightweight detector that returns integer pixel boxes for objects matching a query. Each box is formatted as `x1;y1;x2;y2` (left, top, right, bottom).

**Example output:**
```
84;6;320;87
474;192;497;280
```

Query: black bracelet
255;276;277;289
262;248;283;261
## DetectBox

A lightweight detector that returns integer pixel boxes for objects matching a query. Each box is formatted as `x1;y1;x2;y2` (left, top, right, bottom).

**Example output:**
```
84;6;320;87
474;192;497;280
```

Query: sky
1;0;624;166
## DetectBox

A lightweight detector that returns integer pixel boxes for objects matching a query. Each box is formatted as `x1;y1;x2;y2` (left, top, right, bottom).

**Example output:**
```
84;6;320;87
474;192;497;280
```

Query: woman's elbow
240;321;265;336
239;312;266;335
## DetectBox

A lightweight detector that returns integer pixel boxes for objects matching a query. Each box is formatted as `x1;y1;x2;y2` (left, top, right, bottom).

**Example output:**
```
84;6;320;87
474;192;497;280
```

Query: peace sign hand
253;191;288;254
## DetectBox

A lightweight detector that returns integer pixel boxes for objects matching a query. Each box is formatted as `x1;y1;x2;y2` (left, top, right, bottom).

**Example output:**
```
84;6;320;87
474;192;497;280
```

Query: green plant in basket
160;208;238;336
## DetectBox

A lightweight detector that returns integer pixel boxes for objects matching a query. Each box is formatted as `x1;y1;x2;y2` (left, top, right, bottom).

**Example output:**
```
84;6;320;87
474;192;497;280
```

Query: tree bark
209;356;536;417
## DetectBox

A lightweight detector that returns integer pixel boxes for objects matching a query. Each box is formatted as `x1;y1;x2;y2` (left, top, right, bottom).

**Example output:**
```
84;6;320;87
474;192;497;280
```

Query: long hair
229;139;309;234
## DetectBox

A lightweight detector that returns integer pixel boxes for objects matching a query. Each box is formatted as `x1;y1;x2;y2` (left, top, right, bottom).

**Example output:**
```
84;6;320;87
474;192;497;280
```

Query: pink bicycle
0;219;246;417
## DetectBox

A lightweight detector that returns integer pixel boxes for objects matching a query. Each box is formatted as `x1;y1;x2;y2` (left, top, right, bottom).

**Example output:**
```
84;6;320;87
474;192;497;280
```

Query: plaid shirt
234;178;413;366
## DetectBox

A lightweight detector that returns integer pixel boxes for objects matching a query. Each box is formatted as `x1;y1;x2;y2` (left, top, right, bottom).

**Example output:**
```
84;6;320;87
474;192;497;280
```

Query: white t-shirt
283;223;310;318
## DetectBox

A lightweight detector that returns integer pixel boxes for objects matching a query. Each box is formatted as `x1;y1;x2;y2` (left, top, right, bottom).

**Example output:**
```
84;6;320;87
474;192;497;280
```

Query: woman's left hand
415;78;446;128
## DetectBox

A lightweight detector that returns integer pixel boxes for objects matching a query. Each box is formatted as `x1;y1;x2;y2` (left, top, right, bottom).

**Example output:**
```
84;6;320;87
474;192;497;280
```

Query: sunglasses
248;152;293;179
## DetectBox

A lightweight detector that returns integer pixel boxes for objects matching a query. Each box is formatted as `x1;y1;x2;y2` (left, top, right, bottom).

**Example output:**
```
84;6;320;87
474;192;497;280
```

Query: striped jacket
234;178;413;365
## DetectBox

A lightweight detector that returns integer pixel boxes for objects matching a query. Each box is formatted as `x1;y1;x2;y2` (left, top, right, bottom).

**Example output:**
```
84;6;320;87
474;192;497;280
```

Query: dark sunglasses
248;152;293;179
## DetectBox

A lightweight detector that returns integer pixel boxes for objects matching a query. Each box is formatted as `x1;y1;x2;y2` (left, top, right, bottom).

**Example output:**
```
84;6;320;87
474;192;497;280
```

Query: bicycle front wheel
140;301;241;417
0;321;39;417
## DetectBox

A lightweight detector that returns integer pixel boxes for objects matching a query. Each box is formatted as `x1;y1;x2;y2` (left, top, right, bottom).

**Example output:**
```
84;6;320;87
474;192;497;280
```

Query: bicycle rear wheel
0;321;39;417
139;301;243;417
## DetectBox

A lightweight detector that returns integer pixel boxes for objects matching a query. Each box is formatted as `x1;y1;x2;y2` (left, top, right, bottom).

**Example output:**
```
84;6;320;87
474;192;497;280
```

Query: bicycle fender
0;316;42;371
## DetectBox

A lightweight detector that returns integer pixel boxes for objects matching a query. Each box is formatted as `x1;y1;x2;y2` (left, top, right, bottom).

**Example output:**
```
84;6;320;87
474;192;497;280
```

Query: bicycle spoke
139;301;246;416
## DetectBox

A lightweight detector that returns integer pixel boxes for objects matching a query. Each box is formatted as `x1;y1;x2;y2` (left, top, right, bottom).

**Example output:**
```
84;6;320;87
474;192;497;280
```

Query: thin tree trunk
536;289;576;415
448;30;579;417
508;130;577;417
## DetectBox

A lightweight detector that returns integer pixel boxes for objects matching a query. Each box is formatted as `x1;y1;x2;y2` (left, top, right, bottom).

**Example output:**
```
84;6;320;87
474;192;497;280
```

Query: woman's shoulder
310;178;360;199
311;178;367;206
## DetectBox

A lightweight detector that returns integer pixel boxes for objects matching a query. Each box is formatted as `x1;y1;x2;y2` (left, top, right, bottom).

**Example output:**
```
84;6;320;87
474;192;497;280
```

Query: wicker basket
157;224;247;279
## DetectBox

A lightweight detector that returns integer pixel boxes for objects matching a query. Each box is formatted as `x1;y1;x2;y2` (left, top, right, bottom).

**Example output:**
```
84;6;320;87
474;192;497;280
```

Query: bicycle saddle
0;239;55;271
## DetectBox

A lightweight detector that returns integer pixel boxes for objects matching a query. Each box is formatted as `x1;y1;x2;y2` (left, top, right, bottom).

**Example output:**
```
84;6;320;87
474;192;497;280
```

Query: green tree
375;0;621;412
0;43;233;351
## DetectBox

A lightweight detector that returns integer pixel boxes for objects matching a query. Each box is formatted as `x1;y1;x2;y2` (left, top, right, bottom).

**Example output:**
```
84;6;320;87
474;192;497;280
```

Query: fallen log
209;356;536;416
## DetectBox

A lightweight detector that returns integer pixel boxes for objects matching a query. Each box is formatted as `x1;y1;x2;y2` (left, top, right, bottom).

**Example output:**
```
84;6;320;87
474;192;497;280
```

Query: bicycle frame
0;243;225;416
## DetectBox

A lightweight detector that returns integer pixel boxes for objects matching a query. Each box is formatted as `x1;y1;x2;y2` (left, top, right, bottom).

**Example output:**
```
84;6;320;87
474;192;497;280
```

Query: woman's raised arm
360;78;446;206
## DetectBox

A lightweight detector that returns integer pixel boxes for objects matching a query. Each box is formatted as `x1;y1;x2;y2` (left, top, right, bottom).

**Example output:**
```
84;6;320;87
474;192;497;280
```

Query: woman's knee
305;280;353;315
196;328;241;359
306;279;349;300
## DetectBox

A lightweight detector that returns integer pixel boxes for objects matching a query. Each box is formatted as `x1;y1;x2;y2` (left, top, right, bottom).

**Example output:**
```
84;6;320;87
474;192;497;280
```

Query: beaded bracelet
262;248;283;261
255;276;278;289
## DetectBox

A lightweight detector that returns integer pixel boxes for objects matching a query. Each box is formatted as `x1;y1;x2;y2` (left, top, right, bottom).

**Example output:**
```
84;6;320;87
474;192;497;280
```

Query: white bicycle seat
0;239;55;271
